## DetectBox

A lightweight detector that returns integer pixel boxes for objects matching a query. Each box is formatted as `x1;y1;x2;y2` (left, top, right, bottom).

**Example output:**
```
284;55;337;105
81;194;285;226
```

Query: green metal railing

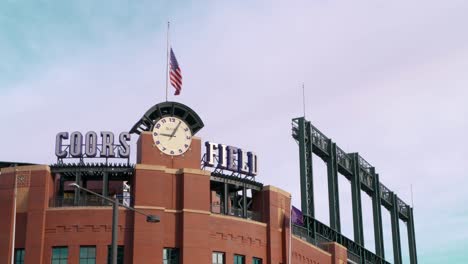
292;215;390;264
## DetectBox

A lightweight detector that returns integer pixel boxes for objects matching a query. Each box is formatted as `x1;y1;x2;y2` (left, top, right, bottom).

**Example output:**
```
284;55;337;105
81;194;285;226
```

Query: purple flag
291;206;304;226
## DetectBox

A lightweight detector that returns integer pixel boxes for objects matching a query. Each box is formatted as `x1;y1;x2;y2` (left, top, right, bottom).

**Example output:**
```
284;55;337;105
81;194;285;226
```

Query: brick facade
0;132;347;263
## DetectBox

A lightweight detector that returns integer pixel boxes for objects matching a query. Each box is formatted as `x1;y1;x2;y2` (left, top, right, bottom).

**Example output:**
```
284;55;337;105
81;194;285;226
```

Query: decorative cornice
293;236;332;256
1;165;50;174
263;185;291;197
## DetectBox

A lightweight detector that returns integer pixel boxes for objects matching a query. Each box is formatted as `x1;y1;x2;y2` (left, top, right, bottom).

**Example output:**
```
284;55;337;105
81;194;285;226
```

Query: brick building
0;102;349;264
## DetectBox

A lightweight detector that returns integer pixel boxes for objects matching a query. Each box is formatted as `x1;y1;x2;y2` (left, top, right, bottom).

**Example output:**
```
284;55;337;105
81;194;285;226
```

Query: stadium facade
0;102;416;264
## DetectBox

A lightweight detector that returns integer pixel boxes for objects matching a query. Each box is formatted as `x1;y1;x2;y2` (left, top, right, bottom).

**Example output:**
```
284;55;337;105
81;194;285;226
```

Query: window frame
234;254;246;264
163;248;180;264
107;245;124;264
51;246;68;264
212;251;225;264
252;257;263;264
14;248;25;264
79;246;96;264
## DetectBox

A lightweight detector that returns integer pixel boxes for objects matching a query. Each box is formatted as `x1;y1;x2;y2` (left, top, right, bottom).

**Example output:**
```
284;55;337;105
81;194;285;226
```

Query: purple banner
291;206;304;226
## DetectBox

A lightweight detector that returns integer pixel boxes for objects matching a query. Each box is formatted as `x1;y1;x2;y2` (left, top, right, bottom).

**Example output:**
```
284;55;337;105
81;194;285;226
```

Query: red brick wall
0;133;346;264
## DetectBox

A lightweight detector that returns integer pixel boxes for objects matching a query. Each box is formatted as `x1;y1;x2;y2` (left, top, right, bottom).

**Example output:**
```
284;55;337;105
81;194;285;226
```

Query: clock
152;116;192;156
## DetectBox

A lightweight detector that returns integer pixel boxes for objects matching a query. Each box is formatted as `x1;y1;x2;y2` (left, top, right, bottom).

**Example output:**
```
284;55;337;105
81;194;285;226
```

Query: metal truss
292;117;418;264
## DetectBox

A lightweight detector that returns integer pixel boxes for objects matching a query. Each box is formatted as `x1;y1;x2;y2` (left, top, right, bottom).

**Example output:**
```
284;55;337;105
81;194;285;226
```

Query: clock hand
160;133;176;137
169;121;181;140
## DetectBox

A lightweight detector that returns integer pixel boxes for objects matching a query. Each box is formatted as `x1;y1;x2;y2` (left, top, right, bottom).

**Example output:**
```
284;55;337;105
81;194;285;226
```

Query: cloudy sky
1;0;467;263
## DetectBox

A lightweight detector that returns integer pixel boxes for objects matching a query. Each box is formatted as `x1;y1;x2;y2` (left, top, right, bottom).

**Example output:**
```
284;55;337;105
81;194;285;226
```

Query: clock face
152;117;192;156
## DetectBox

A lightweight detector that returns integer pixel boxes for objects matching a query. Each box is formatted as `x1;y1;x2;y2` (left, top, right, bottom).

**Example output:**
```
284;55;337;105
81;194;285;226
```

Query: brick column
0;168;15;263
22;166;52;264
263;186;291;264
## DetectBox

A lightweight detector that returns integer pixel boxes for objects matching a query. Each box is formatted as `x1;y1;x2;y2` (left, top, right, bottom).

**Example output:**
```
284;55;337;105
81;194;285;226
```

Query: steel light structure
292;117;417;264
69;183;160;264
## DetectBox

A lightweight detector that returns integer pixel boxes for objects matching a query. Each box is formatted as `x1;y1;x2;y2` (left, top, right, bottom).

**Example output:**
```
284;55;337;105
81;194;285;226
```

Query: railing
336;146;353;173
311;125;329;154
210;203;262;222
292;216;390;264
49;194;133;208
380;183;392;206
359;168;374;191
397;197;409;219
292;224;317;245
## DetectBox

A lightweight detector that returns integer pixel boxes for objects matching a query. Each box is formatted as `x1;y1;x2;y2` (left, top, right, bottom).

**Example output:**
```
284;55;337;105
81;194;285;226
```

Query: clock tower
130;101;204;169
130;101;211;263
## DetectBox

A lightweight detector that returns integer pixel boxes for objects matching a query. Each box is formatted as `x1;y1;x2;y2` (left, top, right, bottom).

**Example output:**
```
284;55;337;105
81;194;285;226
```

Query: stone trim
1;165;50;174
210;213;267;227
293;236;332;256
135;164;210;176
263;185;291;197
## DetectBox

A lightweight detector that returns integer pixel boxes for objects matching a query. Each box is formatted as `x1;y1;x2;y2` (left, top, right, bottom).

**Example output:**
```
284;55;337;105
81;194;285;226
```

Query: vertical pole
407;207;418;264
223;183;229;215
103;172;109;205
74;172;82;205
242;185;247;218
371;170;385;259
165;21;170;102
327;142;340;232
11;166;17;264
302;83;306;118
288;203;292;264
112;198;119;264
391;194;402;264
351;153;364;246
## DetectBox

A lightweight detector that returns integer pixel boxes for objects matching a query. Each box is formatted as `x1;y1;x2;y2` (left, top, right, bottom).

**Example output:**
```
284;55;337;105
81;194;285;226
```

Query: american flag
169;48;182;95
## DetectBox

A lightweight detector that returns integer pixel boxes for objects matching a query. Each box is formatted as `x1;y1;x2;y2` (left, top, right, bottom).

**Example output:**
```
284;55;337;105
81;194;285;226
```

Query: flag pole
165;22;170;102
289;203;292;264
11;166;17;264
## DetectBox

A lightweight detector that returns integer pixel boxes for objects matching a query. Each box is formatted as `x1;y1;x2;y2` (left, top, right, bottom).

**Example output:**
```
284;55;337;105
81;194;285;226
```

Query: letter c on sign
55;132;69;158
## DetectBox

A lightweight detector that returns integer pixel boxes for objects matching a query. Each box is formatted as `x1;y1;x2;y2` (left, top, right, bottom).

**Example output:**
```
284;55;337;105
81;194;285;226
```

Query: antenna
302;83;306;118
411;184;414;208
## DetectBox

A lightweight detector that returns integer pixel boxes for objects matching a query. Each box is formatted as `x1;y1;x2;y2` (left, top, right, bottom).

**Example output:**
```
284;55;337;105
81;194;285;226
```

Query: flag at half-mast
169;48;182;95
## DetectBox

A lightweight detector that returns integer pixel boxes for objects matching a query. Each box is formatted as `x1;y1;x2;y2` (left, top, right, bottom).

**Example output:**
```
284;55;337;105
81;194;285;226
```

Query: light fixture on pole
69;183;160;264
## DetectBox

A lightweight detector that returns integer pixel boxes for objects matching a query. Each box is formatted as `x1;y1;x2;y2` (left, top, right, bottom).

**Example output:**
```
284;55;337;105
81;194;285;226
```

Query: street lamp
69;183;160;264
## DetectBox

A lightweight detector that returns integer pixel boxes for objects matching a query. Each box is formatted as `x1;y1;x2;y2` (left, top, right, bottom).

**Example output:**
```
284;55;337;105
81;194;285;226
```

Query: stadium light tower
69;183;160;264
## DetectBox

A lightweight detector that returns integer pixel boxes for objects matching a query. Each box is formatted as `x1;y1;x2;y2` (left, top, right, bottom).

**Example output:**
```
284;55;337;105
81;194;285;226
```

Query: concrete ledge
323;241;347;251
182;208;211;215
135;164;211;176
210;213;267;227
293;236;332;256
263;185;291;197
1;165;50;174
177;168;211;176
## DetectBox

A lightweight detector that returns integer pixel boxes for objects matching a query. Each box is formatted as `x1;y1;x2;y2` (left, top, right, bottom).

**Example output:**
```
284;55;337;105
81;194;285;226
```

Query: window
80;246;96;264
163;248;179;264
252;257;262;264
107;246;124;264
212;252;224;264
234;254;245;264
52;247;68;264
14;249;25;264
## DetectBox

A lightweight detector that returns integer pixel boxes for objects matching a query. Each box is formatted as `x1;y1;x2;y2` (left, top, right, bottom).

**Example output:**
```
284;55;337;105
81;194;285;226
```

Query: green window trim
79;246;96;264
234;254;245;264
51;246;68;264
15;248;25;264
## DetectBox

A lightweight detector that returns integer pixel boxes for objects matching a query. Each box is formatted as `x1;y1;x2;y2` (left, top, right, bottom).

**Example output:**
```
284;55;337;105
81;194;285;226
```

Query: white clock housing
152;117;192;156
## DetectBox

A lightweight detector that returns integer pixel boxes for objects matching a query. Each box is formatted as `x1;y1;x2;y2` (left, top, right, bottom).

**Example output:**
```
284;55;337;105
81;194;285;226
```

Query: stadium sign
204;141;258;176
55;131;131;159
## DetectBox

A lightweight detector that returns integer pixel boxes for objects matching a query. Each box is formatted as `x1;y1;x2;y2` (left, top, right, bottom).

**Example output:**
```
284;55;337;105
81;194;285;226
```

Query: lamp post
69;183;159;264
